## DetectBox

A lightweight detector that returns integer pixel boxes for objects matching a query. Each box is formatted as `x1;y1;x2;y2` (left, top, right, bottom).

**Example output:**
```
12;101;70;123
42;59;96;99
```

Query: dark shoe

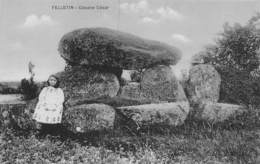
36;123;42;130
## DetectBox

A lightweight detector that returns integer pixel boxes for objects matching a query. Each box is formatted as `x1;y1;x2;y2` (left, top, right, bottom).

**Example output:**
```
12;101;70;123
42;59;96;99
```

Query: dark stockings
37;123;62;137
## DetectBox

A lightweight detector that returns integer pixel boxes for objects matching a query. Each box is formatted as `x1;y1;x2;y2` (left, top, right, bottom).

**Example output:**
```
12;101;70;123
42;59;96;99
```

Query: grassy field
0;94;259;163
0;113;259;164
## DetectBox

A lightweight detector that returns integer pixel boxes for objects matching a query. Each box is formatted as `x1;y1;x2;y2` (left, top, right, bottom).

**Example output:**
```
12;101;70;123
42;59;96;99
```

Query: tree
192;14;260;106
195;21;260;72
20;78;38;100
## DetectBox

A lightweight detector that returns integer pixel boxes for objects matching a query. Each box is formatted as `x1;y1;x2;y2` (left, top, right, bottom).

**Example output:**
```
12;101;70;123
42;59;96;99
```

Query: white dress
33;86;65;124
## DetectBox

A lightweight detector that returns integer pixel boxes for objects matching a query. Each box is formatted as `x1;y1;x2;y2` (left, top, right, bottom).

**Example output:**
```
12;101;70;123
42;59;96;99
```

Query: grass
0;96;259;163
0;111;259;164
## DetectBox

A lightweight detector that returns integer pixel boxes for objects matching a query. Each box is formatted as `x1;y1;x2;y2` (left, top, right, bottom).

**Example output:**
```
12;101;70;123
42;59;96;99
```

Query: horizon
0;0;259;81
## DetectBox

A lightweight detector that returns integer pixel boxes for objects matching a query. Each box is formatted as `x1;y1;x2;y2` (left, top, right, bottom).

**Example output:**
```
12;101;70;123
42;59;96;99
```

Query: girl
33;75;64;134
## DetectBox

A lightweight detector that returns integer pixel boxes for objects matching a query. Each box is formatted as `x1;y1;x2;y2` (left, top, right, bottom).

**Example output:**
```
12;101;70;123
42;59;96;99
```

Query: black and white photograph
0;0;260;163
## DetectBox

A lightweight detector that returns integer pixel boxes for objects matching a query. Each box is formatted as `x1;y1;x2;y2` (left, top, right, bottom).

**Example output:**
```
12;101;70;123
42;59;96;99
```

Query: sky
0;0;260;81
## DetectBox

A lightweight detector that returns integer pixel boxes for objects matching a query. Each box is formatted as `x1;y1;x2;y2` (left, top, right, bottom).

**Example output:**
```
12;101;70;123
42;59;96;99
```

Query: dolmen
55;27;189;133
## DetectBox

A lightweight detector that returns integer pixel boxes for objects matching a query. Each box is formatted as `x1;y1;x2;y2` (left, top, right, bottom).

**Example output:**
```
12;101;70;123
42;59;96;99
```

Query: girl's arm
38;87;47;102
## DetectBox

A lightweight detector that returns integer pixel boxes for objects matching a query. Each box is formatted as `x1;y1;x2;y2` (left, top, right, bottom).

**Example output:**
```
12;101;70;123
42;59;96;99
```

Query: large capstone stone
185;64;221;104
140;65;187;102
115;101;190;128
63;103;115;133
55;66;120;102
58;27;181;69
192;101;246;123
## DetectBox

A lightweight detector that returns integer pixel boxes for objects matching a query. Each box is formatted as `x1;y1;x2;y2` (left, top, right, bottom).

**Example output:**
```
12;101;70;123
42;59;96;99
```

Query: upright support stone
140;65;187;102
186;64;221;104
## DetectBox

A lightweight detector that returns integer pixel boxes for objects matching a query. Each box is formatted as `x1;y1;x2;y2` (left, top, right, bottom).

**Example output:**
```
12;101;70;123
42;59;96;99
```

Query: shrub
217;67;260;106
192;14;260;106
20;78;39;100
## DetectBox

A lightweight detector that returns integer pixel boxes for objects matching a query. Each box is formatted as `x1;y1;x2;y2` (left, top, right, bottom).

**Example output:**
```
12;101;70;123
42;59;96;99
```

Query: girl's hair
47;75;60;88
